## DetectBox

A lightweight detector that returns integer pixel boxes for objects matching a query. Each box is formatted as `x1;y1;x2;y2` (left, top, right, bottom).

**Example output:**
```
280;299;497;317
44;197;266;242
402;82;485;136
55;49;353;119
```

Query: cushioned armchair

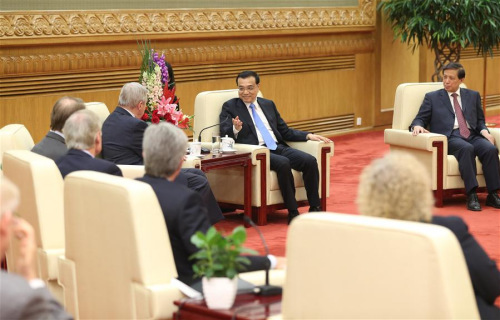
384;82;500;206
2;150;65;303
194;89;334;225
0;124;34;168
269;213;479;319
58;171;184;319
85;102;110;125
58;170;285;318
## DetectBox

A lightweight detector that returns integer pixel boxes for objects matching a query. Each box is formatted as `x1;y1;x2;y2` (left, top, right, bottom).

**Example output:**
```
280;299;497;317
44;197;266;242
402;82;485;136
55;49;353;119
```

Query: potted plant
378;0;500;81
190;225;257;309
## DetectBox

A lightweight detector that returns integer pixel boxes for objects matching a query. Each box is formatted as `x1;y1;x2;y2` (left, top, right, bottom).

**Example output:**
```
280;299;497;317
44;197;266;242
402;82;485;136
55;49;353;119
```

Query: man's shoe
309;206;322;212
466;193;481;211
288;210;300;225
486;192;500;209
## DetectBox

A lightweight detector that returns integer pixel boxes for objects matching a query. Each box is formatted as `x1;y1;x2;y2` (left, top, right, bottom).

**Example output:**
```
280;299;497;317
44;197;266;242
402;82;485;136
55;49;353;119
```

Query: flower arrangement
138;42;192;128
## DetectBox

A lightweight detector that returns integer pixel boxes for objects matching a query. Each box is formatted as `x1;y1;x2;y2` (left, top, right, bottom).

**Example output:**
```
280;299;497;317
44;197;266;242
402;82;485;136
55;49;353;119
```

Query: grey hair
357;152;433;223
143;122;188;178
63;109;101;150
118;82;148;108
0;175;20;218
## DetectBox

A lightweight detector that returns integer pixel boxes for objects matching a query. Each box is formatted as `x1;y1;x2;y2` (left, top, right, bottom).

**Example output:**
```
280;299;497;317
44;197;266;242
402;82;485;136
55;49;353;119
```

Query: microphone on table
242;215;283;296
197;116;230;142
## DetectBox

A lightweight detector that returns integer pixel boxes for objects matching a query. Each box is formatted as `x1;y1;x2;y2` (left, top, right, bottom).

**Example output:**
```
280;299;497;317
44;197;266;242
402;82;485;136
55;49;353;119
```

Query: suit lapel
236;99;258;139
439;89;455;116
460;88;470;114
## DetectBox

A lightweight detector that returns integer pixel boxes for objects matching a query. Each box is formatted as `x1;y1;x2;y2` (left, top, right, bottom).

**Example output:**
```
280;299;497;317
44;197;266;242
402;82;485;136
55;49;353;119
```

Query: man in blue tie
220;71;331;224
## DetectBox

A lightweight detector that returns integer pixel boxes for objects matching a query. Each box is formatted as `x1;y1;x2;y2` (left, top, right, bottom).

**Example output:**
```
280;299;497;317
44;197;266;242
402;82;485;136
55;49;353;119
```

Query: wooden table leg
244;157;252;228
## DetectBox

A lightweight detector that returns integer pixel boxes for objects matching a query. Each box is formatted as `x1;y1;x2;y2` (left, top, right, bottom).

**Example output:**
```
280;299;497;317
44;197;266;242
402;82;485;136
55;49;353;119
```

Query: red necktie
451;93;470;139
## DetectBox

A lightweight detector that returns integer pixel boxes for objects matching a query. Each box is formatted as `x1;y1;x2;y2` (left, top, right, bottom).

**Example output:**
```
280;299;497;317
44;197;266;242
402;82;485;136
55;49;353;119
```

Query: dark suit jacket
432;216;500;318
137;174;270;285
411;88;488;137
220;97;309;145
56;149;122;178
0;271;72;320
102;107;148;165
31;131;68;161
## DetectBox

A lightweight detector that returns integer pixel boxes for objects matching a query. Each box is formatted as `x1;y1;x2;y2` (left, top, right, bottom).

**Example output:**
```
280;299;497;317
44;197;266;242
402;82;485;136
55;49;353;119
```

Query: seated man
102;82;223;224
0;176;73;320
56;109;122;178
137;122;276;285
410;62;500;211
357;153;500;319
220;70;332;224
31;96;85;161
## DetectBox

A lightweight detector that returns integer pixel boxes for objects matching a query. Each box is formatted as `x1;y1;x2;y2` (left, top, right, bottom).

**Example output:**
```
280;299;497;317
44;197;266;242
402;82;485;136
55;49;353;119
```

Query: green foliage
189;226;258;279
378;0;500;56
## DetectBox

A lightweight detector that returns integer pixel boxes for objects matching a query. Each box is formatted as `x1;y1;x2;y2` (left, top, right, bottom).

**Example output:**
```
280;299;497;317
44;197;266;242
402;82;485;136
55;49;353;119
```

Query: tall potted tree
190;226;257;310
378;0;500;81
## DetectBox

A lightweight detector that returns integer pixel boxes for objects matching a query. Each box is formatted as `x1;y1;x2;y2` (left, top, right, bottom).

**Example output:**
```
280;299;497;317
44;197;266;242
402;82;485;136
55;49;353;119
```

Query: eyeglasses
238;86;257;93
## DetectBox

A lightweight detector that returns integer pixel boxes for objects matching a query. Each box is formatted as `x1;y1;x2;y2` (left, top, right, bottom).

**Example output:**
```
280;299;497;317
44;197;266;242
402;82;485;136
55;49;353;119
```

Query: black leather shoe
288;210;300;225
466;193;481;211
486;192;500;209
309;206;322;212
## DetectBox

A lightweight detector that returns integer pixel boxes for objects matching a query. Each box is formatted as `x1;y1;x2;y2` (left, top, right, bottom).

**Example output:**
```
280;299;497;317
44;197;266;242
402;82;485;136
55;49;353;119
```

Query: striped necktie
451;93;470;139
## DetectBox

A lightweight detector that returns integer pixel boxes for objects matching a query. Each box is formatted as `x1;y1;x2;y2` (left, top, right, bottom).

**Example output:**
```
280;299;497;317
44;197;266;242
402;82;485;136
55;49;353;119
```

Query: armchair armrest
233;144;270;166
286;140;334;158
384;129;447;152
183;155;201;168
490;128;500;149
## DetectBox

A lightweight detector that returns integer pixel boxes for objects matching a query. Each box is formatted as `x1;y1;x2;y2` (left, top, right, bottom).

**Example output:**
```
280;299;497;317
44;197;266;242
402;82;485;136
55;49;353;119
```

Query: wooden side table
173;293;282;320
195;152;253;225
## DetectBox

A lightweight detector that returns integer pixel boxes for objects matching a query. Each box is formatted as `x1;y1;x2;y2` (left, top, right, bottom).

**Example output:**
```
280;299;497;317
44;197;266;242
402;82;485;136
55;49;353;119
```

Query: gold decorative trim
0;1;375;39
1;37;372;76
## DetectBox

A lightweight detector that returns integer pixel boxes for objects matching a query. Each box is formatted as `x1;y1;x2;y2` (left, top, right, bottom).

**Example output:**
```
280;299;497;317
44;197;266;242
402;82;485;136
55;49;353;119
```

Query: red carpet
217;116;500;282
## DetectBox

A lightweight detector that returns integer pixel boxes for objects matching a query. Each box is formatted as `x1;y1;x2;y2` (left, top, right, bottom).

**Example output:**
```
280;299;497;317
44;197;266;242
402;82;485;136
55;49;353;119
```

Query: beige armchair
57;170;284;318
384;82;500;206
58;171;184;319
194;90;334;225
0;124;35;168
269;213;479;319
2;150;65;303
85;102;110;125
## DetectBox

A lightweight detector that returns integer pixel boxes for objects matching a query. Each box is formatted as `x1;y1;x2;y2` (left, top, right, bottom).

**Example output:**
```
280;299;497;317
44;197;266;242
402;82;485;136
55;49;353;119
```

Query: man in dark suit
31;96;85;161
0;176;72;320
411;62;500;211
432;215;500;319
102;82;223;224
56;109;122;178
220;71;332;224
136;123;276;285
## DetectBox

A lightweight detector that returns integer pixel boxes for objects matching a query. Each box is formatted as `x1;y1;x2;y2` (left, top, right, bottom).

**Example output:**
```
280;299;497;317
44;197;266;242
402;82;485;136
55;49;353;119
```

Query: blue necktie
249;104;277;150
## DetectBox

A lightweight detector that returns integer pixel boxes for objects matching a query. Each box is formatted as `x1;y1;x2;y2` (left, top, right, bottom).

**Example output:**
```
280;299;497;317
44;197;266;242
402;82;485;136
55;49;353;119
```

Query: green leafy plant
378;0;500;81
190;226;258;279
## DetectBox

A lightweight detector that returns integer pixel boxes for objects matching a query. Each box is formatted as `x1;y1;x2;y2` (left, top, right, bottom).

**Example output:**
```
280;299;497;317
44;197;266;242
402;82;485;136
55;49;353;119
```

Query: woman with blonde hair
357;153;500;320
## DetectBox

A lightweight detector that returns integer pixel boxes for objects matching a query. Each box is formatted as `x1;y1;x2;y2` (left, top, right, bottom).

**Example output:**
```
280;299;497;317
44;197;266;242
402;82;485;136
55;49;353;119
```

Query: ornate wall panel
1;1;377;141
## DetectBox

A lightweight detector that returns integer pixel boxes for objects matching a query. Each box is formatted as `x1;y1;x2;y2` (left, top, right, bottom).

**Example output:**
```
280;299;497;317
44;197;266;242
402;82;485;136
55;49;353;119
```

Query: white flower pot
202;276;238;310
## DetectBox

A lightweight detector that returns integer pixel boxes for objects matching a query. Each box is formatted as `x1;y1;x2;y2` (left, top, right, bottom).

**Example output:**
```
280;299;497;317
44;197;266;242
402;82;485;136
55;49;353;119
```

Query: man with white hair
102;82;223;224
137;123;274;285
0;175;72;319
56;109;122;178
